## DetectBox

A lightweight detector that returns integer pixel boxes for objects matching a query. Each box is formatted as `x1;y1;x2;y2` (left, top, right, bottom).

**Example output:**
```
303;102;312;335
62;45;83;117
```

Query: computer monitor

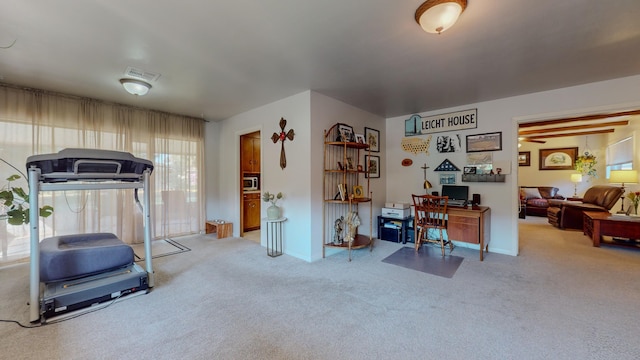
441;185;469;202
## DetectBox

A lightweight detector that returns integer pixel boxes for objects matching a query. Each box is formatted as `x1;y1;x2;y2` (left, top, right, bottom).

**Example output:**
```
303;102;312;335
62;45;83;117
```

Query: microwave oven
243;176;259;191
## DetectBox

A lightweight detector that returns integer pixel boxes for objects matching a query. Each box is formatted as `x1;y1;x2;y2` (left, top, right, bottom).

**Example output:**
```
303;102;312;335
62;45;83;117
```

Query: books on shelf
337;183;346;201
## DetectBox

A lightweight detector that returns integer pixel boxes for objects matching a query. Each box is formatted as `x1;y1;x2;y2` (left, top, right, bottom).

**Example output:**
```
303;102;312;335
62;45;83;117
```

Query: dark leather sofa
520;186;565;217
547;185;623;229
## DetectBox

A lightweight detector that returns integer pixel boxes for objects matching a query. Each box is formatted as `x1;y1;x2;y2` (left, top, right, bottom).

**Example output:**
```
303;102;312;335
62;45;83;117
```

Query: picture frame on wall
518;151;531;166
466;131;502;152
439;173;456;184
436;135;462;153
365;155;380;178
364;127;380;152
539;147;578;170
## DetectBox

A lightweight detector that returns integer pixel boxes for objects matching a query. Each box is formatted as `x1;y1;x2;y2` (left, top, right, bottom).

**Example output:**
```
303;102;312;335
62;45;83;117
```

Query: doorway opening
240;130;261;241
516;108;640;253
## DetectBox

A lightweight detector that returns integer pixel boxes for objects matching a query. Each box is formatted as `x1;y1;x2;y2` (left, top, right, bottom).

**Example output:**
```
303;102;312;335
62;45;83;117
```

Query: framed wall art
466;131;502;152
539;147;578;170
365;127;380;152
436;135;462;153
365;155;380;178
518;151;531;166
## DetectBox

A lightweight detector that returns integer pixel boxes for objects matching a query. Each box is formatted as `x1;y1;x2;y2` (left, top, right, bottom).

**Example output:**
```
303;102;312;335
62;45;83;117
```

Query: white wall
386;74;640;257
206;91;312;260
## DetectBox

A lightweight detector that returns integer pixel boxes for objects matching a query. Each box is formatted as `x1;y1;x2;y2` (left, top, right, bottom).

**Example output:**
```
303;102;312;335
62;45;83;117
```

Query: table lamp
570;173;582;197
424;179;433;194
609;169;638;212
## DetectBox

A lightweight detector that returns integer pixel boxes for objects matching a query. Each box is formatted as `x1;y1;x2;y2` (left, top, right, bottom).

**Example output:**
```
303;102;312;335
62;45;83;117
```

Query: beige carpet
1;218;640;359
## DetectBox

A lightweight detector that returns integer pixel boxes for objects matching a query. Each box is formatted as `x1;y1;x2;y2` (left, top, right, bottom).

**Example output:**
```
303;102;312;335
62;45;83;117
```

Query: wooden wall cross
271;117;295;169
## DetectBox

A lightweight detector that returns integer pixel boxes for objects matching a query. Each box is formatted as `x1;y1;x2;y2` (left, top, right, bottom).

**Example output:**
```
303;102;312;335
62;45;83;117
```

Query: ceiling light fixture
119;78;151;96
415;0;467;34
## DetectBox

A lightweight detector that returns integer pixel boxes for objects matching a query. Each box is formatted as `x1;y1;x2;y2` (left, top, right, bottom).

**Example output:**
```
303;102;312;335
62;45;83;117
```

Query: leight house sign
405;109;477;136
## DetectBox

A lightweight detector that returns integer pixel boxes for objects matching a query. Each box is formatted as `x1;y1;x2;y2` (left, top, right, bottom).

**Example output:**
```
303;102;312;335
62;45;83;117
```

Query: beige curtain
0;84;205;264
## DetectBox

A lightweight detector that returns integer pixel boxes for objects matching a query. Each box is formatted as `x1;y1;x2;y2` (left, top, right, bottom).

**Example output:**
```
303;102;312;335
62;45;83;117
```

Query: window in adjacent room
605;136;633;179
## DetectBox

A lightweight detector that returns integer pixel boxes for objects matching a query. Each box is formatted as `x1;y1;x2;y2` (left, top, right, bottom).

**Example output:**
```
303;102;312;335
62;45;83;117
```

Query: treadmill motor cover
26;148;153;182
40;233;134;282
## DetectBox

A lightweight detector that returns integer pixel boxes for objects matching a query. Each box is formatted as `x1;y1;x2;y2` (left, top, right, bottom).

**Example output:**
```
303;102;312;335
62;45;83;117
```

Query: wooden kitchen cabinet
241;132;261;173
243;192;261;231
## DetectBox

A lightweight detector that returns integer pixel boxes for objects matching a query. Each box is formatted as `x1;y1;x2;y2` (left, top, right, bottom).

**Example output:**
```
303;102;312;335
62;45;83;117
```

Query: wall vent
124;66;161;82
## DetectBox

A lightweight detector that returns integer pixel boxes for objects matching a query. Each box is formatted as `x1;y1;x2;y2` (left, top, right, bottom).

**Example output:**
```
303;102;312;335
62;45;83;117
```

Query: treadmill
27;149;155;322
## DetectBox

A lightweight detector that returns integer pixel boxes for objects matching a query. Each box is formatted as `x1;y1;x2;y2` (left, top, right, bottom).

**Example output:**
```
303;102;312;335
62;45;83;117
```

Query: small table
583;211;640;247
205;220;233;239
263;217;287;257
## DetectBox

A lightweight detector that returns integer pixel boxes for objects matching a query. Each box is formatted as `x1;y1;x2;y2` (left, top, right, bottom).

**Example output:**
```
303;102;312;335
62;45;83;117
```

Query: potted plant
627;191;640;215
575;151;597;178
0;172;54;225
262;191;283;220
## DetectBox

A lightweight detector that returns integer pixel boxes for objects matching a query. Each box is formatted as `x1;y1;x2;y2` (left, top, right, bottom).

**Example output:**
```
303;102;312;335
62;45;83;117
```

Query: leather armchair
554;185;623;229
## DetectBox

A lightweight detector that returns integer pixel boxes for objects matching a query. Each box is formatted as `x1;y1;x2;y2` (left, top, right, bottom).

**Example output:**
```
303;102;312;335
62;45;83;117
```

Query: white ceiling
1;0;640;121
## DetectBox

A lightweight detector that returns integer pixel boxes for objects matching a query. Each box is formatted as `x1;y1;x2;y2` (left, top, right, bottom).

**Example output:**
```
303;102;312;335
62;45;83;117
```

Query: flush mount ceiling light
119;78;151;96
415;0;468;34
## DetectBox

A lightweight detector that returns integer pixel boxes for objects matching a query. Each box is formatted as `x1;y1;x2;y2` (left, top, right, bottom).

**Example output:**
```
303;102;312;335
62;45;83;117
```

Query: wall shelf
462;174;506;183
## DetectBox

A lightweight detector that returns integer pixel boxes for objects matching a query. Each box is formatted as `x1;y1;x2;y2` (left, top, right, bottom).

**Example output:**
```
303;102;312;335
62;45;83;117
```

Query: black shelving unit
377;215;413;244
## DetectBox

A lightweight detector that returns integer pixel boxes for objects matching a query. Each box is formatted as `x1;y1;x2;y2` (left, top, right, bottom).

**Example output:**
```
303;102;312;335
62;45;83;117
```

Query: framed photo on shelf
466;132;502;152
463;166;476;174
353;185;364;198
337;123;354;142
365;155;380;178
518;151;531;166
346;156;354;170
337;161;344;171
539;147;578;170
364;127;380;152
355;133;365;144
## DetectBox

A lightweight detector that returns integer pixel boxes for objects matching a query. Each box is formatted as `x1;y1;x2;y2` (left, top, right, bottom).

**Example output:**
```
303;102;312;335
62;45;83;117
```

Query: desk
446;206;491;261
263;217;286;257
583;211;640;247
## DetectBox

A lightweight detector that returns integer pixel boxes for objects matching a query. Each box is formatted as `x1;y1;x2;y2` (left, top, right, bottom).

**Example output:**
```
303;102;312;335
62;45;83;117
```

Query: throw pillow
522;187;542;200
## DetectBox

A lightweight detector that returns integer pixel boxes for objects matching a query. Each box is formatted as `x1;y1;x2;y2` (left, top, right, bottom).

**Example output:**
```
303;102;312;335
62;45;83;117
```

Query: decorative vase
634;204;638;215
267;204;281;220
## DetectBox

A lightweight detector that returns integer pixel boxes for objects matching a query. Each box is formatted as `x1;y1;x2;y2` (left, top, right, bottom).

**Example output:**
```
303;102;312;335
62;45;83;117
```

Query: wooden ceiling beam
524;128;615;140
518;120;629;136
519;109;640;128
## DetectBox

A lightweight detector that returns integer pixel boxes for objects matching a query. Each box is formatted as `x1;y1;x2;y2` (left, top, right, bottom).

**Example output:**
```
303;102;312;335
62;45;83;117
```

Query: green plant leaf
7;208;27;225
12;187;28;201
40;205;54;217
0;190;14;206
6;174;21;182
